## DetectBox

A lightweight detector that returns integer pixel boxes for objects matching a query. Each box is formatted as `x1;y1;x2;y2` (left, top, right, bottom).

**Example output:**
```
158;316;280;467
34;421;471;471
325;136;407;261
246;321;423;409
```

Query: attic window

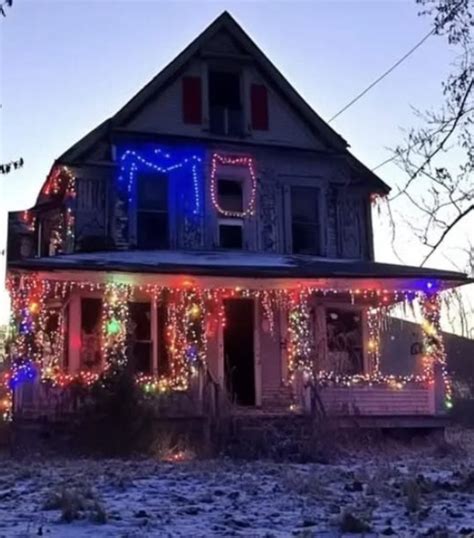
208;70;243;136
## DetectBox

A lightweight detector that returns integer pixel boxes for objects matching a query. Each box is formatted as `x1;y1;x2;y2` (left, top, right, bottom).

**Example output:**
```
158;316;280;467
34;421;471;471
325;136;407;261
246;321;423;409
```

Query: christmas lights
210;153;257;217
118;147;203;214
287;289;313;379
5;272;454;420
420;292;452;408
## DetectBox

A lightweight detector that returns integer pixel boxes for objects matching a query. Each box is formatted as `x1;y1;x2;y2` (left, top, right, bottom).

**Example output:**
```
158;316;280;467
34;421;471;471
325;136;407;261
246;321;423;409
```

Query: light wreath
210;153;257;218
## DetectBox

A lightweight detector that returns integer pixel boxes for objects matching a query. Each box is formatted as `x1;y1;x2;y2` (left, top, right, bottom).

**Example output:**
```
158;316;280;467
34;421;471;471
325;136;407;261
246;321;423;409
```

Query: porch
5;251;464;423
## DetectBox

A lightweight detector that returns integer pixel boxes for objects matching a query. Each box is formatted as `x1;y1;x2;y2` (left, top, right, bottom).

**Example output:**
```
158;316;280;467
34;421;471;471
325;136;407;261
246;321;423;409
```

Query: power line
328;29;434;123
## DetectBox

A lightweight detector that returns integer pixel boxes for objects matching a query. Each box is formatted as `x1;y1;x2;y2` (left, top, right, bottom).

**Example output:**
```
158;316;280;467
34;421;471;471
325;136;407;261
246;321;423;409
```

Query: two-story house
5;12;471;422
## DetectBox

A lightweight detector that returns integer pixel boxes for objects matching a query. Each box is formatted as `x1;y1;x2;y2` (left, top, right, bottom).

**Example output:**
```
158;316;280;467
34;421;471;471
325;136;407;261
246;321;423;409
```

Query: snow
0;432;474;537
32;250;357;268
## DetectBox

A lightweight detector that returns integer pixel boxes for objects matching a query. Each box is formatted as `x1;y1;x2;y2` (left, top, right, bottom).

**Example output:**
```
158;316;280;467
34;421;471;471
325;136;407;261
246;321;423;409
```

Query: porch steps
261;384;293;410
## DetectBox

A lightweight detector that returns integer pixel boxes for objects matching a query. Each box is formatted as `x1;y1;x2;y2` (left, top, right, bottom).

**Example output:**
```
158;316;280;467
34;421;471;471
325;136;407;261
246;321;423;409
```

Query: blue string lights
118;146;204;215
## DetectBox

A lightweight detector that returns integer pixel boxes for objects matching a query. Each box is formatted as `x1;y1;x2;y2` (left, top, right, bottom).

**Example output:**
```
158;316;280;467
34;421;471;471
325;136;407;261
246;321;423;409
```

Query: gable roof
57;11;390;193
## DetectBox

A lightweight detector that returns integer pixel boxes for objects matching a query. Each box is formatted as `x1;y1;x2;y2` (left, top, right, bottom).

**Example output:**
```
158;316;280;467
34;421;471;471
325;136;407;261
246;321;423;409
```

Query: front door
223;299;255;406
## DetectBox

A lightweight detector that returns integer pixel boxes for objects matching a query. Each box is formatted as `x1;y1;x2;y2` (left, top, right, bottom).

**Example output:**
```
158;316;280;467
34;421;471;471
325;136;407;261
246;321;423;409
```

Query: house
5;12;472;423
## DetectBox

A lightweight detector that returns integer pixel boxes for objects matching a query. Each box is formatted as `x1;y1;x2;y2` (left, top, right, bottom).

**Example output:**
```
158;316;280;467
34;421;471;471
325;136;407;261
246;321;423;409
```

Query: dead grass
43;484;107;524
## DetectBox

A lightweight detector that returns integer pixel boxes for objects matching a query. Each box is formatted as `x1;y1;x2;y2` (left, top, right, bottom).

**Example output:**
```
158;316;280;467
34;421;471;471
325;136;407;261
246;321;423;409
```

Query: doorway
223;299;255;406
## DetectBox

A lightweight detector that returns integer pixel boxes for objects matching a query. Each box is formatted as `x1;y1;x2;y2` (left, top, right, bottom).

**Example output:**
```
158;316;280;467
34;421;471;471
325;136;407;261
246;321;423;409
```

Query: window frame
218;217;244;250
207;68;244;136
217;177;244;214
319;303;369;375
133;170;172;250
285;183;324;256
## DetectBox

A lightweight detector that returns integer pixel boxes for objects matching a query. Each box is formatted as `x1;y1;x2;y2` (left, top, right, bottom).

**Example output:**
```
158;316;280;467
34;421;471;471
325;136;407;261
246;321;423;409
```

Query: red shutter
182;76;202;124
251;84;269;130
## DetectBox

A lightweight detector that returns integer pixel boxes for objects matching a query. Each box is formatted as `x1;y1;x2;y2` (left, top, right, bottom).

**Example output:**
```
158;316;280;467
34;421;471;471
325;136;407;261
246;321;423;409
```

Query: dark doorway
224;299;255;406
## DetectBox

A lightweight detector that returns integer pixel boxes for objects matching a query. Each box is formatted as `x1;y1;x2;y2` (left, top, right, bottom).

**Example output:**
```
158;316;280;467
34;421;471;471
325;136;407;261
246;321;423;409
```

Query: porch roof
9;250;471;290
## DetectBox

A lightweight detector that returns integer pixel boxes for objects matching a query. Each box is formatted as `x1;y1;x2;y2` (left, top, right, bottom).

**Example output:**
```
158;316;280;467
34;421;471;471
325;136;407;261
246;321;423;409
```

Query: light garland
210;153;257;217
420;292;452;409
367;307;383;374
41;166;77;254
119;148;203;214
287;289;313;379
101;283;131;367
4;273;454;420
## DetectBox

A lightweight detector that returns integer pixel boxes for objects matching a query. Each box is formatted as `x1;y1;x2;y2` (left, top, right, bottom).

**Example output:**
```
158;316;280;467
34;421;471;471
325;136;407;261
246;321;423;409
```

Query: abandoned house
5;12;472;424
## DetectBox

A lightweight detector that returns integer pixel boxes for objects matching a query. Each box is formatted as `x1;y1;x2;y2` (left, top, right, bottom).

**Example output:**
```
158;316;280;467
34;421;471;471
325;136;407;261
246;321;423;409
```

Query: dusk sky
1;0;472;325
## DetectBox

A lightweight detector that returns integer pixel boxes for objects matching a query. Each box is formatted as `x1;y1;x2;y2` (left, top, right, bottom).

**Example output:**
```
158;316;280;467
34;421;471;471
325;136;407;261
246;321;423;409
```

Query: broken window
208;70;243;135
326;308;363;374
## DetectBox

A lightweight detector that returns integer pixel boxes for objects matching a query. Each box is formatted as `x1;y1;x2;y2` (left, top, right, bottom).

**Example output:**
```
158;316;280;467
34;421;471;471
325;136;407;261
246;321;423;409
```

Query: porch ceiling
8;250;472;292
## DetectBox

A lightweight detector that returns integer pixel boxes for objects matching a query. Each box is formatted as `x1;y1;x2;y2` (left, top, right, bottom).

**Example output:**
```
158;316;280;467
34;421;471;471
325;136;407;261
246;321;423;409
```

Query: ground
0;430;473;537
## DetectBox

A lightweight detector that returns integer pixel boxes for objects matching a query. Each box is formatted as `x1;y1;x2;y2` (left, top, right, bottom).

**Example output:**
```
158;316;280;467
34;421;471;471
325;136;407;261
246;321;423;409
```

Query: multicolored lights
4;272;453;420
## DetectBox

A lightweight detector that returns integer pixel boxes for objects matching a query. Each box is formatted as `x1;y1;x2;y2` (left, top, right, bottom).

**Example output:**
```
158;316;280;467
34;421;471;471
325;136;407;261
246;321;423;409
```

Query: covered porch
5;250;469;421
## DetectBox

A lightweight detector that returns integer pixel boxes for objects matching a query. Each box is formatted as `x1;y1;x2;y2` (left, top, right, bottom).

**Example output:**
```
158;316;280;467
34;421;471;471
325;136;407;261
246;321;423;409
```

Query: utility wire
328;29;435;123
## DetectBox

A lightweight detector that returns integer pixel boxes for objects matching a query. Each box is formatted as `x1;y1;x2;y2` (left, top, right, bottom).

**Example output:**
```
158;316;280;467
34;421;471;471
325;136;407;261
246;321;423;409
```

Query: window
129;302;152;374
219;219;243;249
156;300;170;376
182;76;202;124
291;186;320;255
80;298;102;370
136;172;169;249
217;179;243;213
326;308;363;374
208;70;243;135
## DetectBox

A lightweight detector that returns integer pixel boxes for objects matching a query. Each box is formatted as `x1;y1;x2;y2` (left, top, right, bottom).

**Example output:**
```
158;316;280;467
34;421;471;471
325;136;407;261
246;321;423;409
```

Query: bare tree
387;0;473;267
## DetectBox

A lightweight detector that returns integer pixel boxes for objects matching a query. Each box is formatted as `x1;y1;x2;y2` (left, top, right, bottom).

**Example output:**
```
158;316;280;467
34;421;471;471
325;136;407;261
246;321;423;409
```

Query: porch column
286;289;313;411
420;292;452;412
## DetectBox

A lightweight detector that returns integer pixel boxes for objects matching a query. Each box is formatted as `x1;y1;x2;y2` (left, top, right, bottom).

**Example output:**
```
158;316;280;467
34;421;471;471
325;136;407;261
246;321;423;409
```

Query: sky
1;0;472;327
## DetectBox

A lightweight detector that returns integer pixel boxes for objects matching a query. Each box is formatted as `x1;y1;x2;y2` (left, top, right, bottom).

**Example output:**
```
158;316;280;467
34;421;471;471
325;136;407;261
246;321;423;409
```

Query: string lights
4;272;453;420
119;148;203;214
210;153;257;217
420;292;452;408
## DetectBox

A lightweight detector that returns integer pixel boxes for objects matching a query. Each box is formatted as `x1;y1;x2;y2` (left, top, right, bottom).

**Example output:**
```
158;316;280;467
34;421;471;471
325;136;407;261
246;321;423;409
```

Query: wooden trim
279;308;288;382
254;297;262;406
321;301;367;374
151;295;158;375
68;293;81;374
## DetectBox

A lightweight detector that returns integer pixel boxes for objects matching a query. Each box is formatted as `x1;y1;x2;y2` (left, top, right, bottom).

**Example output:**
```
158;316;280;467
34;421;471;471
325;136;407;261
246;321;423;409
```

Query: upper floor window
217;179;243;213
291;186;320;255
217;178;244;249
208;70;243;136
136;172;169;250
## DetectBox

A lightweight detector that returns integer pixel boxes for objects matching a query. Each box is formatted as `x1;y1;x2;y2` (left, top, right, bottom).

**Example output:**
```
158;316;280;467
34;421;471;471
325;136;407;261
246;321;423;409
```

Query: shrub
43;485;107;524
338;510;372;533
74;366;156;456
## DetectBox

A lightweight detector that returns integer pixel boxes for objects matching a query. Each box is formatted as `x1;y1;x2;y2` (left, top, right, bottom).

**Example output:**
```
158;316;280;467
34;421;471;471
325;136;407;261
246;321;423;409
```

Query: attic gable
57;11;389;193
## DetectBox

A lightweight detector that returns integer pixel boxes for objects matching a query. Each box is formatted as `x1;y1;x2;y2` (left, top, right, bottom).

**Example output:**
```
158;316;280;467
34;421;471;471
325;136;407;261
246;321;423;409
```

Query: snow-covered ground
0;431;473;537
